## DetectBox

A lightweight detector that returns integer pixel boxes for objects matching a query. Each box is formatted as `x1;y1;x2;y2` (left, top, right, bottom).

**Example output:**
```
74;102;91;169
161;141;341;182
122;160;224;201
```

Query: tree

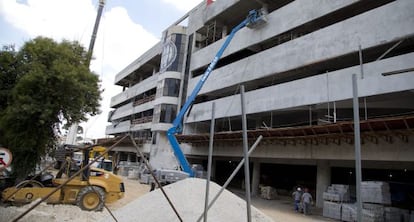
0;37;101;179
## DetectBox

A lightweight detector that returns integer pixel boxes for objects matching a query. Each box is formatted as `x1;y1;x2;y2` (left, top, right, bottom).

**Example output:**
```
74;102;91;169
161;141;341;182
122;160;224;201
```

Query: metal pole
197;135;263;222
240;85;252;222
309;105;312;126
359;45;364;79
352;74;363;222
130;135;183;222
204;102;216;222
376;40;403;61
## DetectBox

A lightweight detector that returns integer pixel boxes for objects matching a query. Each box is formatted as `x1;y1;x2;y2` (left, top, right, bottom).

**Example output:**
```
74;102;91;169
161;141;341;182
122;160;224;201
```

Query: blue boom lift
166;9;267;177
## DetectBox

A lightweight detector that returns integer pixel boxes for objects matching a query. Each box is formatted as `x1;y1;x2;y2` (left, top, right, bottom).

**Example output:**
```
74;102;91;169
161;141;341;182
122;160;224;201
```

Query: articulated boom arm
167;10;266;176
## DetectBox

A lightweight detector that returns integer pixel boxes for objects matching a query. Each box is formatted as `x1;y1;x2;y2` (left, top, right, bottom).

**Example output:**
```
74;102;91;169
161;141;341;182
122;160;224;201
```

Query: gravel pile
101;178;273;222
0;199;106;222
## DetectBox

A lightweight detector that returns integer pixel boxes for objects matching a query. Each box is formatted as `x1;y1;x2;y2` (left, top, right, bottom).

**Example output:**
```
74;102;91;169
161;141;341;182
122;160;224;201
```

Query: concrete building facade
106;0;414;207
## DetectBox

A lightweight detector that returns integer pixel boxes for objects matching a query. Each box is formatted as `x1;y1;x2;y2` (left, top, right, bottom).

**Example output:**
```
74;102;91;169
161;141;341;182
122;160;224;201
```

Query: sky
0;0;204;140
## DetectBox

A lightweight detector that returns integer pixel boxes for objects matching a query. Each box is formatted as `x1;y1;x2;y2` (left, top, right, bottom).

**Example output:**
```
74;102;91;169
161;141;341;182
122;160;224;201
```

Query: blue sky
0;0;203;139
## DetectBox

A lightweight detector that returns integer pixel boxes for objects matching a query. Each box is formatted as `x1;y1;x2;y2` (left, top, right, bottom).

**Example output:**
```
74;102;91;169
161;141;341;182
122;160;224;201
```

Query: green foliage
0;37;101;179
0;45;19;113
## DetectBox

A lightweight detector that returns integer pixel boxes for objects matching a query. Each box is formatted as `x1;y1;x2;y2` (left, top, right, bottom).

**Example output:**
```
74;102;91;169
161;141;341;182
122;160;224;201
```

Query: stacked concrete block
384;207;400;222
364;203;385;216
140;173;151;184
328;182;411;222
384;207;410;222
362;208;385;222
323;184;352;202
322;184;352;220
401;209;410;222
323;201;342;220
341;203;357;222
361;181;391;205
260;186;277;200
127;168;139;179
341;203;386;222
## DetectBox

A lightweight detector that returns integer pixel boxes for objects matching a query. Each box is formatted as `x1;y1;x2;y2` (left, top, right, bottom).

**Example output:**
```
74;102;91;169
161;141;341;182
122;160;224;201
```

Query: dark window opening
160;104;177;123
163;78;180;97
261;163;316;195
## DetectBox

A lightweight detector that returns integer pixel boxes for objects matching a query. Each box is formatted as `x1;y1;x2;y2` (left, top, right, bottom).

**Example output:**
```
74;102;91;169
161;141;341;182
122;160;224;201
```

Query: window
163;78;180;97
160;104;177;123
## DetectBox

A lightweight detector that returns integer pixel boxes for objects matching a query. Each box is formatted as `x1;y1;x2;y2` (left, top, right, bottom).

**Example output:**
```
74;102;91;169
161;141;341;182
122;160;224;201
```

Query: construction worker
292;187;302;212
301;188;313;215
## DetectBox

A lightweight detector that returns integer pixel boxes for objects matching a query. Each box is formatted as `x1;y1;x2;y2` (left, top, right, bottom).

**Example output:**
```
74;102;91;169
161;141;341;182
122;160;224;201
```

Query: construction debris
100;178;274;222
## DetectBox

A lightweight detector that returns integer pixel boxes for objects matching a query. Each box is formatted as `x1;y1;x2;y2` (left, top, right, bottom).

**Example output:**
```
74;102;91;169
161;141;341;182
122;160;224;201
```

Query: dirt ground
1;177;336;222
105;177;150;210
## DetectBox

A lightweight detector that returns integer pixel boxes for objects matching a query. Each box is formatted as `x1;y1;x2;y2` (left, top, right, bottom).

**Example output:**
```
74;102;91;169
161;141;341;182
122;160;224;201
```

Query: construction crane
65;0;105;146
62;0;105;181
166;9;267;177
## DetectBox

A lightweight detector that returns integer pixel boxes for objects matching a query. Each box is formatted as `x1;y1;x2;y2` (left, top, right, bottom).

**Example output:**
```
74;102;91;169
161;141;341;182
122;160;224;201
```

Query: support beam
316;160;331;208
251;160;261;196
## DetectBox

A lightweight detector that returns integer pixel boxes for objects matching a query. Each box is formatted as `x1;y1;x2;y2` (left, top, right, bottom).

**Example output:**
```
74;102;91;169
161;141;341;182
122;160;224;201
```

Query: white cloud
0;0;159;139
161;0;203;12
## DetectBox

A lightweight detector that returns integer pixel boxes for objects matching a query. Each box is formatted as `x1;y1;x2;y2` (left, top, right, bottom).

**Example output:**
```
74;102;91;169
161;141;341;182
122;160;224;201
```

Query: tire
76;186;105;211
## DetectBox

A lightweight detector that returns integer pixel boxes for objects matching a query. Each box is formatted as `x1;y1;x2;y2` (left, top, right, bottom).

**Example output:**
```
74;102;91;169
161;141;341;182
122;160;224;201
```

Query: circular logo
0;147;13;170
160;39;177;73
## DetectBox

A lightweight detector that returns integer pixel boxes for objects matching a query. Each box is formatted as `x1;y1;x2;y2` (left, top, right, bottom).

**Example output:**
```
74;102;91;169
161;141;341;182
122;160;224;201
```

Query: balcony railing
133;94;156;107
131;116;153;125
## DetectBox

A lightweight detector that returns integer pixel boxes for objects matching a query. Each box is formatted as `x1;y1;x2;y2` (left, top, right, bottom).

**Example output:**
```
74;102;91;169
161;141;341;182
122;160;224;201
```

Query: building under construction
105;0;414;207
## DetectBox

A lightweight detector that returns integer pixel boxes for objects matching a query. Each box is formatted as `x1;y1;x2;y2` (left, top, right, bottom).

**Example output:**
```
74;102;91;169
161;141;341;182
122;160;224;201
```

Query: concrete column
316;160;330;207
251;160;261;196
211;159;217;180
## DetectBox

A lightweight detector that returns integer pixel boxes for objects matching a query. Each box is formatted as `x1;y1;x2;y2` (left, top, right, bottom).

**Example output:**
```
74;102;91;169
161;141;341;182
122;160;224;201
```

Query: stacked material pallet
384;207;410;222
322;184;352;220
127;168;139;179
363;209;385;222
341;203;357;222
323;201;342;220
341;204;384;222
362;204;385;222
260;186;277;200
323;184;352;202
332;182;411;222
361;181;391;205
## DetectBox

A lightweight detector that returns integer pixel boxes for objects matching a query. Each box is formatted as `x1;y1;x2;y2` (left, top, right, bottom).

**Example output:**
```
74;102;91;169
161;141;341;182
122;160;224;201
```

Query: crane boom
87;0;105;66
65;0;105;146
167;10;266;177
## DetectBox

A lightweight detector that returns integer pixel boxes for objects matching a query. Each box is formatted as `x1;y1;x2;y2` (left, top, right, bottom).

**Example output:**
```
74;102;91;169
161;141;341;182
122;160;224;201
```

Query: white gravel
0;178;273;222
0;199;106;222
100;178;274;222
